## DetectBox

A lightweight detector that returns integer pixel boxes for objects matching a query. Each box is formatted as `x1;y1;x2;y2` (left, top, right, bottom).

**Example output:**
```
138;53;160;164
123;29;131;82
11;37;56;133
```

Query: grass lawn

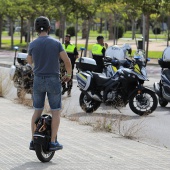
77;44;162;59
1;40;162;59
1;39;28;50
147;51;162;59
123;31;167;39
77;30;168;40
1;30;164;59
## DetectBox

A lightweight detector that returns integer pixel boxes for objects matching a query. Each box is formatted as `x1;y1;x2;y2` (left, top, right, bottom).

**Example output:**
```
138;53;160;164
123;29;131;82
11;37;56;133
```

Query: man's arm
60;51;72;75
102;48;106;58
74;47;79;59
27;55;33;65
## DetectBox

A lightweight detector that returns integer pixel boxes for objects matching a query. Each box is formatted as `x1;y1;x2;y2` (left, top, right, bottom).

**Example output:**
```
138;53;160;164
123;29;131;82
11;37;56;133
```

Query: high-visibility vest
62;44;75;53
92;44;104;56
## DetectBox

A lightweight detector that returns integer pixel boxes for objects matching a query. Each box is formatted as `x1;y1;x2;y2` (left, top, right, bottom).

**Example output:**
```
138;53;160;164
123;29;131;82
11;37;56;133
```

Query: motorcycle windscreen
76;72;92;91
9;65;16;80
105;46;125;60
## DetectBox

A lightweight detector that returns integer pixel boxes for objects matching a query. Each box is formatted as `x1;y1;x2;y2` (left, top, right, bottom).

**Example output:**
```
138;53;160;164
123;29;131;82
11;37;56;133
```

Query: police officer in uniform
92;36;108;73
60;34;79;96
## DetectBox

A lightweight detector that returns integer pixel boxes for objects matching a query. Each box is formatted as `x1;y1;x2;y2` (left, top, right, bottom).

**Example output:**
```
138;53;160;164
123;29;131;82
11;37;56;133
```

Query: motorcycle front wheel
129;89;158;116
79;92;101;113
35;144;55;162
17;88;26;99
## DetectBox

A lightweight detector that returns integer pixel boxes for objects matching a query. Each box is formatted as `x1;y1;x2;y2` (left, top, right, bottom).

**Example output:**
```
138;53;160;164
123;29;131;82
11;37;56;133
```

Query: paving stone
0;97;170;170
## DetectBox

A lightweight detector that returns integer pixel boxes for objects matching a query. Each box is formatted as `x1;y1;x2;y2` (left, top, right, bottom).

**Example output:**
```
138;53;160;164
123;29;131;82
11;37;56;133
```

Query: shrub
55;28;60;37
113;25;124;39
153;27;161;34
67;26;75;36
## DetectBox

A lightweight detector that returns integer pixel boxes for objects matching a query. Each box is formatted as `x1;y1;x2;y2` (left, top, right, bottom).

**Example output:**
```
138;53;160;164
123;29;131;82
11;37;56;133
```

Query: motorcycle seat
92;72;112;85
162;69;170;80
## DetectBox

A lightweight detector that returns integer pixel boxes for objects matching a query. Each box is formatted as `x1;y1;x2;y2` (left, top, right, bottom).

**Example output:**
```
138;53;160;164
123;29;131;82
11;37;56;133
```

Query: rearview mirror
14;46;19;50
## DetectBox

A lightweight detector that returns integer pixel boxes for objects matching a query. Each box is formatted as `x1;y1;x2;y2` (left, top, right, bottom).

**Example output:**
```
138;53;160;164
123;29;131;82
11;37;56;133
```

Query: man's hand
61;74;71;82
104;43;108;49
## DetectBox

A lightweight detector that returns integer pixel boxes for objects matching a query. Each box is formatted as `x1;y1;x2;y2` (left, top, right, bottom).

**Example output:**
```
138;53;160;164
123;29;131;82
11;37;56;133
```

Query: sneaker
29;141;35;150
67;90;71;97
49;141;63;151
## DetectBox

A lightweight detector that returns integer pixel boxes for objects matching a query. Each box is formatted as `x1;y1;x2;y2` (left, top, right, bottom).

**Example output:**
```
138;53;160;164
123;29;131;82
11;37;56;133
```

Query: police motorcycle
9;46;33;98
153;46;170;107
75;51;158;116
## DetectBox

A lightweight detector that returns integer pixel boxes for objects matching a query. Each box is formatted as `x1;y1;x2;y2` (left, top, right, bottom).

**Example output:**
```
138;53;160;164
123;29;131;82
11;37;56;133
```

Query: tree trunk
20;16;24;43
59;21;62;41
142;14;146;51
116;20;119;45
60;14;66;43
75;16;78;47
113;15;117;45
82;20;88;39
62;15;66;43
26;19;31;49
167;16;170;46
99;17;103;33
145;14;150;60
84;18;92;57
0;15;3;48
31;18;34;41
108;14;113;40
132;19;135;40
167;30;169;47
104;18;108;38
10;18;14;49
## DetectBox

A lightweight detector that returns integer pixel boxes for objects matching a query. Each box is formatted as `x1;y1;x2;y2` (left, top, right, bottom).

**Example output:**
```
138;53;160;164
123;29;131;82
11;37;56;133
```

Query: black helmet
34;16;50;32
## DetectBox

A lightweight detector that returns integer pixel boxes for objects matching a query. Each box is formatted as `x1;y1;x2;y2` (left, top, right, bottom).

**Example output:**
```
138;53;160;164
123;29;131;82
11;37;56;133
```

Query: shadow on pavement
10;161;57;170
156;106;170;111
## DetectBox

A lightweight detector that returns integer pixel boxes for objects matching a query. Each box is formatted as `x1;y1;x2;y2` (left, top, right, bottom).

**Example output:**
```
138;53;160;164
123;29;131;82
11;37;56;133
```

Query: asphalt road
62;66;170;150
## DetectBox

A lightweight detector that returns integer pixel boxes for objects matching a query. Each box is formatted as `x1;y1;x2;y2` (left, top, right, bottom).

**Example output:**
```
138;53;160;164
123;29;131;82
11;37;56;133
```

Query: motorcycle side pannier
76;57;97;71
162;47;170;61
76;71;92;91
158;59;170;69
17;53;28;65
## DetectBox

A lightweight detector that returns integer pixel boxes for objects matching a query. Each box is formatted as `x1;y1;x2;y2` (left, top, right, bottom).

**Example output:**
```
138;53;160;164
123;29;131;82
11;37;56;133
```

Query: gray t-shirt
28;36;64;76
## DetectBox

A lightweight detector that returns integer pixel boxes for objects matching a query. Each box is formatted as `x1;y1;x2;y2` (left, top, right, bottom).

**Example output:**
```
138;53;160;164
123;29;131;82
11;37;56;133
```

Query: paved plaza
0;40;170;169
0;97;170;170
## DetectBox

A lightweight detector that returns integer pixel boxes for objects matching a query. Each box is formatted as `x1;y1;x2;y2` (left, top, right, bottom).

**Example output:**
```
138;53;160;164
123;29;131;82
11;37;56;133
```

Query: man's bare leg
51;110;61;142
31;110;43;139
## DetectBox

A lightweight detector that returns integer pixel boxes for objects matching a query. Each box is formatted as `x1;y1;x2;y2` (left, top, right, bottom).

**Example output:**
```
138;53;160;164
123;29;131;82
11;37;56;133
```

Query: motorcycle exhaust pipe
87;91;102;102
153;82;161;96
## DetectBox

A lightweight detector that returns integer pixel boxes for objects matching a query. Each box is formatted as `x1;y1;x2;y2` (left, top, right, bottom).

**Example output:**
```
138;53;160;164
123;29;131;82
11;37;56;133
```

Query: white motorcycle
154;46;170;107
9;46;33;98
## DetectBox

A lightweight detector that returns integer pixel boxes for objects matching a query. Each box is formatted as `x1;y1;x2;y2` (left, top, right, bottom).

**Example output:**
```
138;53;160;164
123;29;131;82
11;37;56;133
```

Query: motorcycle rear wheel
35;144;55;162
129;89;158;116
79;92;101;113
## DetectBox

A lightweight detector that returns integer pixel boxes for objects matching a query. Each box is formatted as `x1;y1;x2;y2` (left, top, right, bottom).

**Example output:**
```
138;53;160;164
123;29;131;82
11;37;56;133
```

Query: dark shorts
33;75;61;110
